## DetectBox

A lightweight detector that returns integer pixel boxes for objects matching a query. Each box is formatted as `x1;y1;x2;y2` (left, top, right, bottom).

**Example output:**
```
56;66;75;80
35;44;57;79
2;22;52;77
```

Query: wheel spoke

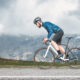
34;47;55;69
67;48;80;69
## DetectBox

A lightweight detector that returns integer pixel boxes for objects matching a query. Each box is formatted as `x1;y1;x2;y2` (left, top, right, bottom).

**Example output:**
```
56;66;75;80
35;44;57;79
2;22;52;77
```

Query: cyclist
33;17;68;61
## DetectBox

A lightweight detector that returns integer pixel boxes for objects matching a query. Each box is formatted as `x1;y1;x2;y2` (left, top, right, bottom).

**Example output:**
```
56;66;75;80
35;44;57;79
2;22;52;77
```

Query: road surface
0;68;80;80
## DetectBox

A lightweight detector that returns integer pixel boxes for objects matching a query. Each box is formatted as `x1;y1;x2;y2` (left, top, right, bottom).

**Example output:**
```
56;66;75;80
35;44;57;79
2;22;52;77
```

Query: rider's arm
47;26;53;39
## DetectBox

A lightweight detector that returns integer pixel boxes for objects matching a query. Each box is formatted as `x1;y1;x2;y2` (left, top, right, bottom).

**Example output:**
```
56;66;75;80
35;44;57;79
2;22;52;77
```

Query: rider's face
36;21;41;28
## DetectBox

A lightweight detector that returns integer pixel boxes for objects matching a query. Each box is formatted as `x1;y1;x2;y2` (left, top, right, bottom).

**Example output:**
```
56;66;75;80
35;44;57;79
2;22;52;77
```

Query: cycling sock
66;54;69;57
57;50;61;55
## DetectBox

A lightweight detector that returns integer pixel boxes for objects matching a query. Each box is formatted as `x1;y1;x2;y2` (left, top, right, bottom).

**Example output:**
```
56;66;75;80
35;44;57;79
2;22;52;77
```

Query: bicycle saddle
65;37;74;39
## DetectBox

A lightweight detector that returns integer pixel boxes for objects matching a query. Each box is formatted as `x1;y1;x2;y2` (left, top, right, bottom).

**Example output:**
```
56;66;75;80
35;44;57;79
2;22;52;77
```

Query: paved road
0;68;80;80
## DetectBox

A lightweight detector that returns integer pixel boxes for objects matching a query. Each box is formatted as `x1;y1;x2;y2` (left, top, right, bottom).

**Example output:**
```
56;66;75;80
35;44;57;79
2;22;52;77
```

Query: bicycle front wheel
34;47;55;69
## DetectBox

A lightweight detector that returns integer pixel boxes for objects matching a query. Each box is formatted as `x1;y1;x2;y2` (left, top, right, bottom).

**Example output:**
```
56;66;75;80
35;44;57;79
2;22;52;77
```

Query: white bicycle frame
43;42;70;61
43;42;58;58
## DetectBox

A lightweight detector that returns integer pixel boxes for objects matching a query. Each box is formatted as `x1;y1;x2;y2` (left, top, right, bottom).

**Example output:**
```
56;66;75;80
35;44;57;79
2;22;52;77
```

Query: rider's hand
43;38;48;43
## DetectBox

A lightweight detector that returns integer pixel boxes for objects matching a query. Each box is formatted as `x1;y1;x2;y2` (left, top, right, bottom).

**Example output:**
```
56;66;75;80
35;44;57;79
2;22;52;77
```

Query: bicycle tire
67;47;80;69
34;47;55;69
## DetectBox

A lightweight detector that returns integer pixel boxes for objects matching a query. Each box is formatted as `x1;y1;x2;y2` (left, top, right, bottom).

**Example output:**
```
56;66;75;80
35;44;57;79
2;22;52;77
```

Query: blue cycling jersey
42;21;61;38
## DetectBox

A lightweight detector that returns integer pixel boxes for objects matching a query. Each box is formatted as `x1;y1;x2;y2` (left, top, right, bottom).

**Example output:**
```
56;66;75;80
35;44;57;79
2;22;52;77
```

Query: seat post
65;37;73;54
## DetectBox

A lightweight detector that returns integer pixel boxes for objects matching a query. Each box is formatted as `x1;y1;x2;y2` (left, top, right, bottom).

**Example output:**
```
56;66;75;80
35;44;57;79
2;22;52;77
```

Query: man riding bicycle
33;17;68;60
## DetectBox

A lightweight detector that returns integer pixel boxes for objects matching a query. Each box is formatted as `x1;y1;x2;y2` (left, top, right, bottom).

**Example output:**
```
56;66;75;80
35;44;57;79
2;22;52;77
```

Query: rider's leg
51;40;68;60
58;45;67;59
51;40;62;55
50;30;64;56
51;40;59;50
58;45;65;54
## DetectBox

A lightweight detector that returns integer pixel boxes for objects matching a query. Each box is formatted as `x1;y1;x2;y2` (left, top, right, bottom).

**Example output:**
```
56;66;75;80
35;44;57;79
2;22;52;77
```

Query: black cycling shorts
50;30;64;45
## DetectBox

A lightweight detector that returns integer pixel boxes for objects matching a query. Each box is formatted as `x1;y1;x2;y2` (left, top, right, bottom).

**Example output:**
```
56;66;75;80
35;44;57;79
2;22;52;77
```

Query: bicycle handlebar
42;39;51;45
42;38;51;43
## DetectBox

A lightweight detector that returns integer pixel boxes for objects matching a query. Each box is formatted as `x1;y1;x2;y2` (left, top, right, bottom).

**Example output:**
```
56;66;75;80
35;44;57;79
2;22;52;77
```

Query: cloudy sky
0;0;80;36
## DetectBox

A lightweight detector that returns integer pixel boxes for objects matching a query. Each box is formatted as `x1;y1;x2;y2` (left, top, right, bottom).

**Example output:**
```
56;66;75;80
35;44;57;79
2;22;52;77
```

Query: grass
0;58;80;68
0;58;35;67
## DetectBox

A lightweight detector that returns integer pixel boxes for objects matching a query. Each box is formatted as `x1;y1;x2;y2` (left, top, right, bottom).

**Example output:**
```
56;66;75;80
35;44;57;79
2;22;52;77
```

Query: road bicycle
34;37;80;69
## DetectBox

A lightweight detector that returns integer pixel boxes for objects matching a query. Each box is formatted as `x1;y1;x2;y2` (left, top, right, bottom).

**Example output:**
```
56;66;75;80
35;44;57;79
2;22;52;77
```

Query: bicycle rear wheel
67;47;80;69
34;47;55;69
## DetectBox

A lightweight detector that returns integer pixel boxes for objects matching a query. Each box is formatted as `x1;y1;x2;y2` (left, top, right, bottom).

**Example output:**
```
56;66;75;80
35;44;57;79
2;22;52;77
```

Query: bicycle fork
43;45;50;58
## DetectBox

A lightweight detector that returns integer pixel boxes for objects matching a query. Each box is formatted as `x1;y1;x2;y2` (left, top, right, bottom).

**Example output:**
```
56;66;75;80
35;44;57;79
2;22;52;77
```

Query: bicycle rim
34;47;55;69
67;47;80;69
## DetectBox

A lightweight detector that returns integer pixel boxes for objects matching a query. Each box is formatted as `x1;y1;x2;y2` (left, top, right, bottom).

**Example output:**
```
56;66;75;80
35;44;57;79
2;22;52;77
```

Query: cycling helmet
33;17;42;24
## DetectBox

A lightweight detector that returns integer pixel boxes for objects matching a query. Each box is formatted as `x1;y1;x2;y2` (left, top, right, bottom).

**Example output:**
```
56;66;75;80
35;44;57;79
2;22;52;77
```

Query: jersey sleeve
47;26;53;38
